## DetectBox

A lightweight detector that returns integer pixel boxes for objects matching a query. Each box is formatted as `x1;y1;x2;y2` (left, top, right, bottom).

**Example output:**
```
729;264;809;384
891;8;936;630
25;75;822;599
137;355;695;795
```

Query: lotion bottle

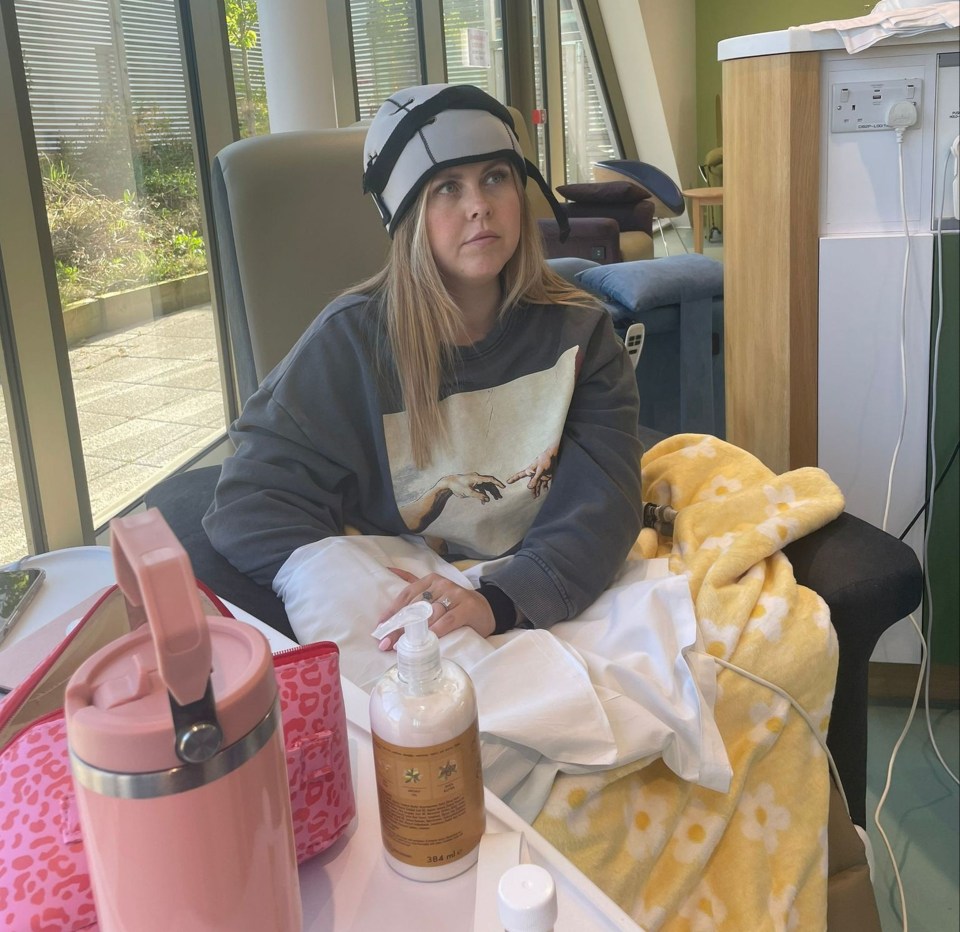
369;601;485;881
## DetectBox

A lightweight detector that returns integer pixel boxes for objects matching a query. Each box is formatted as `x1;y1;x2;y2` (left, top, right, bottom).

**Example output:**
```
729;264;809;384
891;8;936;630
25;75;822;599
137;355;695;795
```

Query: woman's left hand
376;568;495;650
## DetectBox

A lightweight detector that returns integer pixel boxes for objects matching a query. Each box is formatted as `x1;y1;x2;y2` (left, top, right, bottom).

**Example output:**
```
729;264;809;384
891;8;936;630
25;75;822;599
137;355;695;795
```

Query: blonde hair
348;169;597;467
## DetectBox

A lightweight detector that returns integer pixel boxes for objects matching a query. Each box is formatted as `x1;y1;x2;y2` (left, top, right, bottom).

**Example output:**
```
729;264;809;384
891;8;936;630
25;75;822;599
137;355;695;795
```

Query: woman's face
423;159;522;297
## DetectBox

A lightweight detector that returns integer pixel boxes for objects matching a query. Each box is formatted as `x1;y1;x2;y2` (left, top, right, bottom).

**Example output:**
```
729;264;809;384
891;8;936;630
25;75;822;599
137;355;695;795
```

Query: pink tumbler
64;510;302;932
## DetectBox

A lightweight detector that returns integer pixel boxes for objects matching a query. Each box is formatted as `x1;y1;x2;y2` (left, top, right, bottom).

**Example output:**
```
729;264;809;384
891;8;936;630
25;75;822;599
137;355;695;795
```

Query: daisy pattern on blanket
538;780;602;838
696;473;743;501
671;798;726;864
739;782;791;854
747;697;788;749
533;434;846;930
624;786;673;861
747;591;790;641
758;483;805;545
676;881;729;931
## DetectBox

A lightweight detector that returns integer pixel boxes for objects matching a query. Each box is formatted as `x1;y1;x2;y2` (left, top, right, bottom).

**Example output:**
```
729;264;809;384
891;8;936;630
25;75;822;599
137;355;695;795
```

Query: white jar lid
497;863;558;931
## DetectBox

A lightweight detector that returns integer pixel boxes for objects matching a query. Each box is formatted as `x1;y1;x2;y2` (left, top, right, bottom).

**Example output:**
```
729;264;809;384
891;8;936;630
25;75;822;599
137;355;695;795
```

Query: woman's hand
507;449;556;498
444;472;505;503
398;473;505;533
376;568;495;650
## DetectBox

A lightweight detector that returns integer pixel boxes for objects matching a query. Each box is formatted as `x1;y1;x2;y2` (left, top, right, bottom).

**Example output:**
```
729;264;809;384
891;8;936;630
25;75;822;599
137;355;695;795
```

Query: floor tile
77;382;195;418
82;418;198;463
2;307;229;560
88;461;165;522
71;352;185;385
866;701;959;931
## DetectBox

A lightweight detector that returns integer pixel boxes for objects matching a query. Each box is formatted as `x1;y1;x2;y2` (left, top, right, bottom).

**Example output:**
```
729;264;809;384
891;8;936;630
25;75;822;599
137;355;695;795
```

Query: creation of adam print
385;347;579;560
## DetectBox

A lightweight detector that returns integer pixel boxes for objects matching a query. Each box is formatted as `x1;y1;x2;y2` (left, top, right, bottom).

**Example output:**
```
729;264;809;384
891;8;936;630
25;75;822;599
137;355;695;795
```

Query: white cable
872;611;928;932
872;122;918;932
714;624;919;932
881;130;912;534
711;656;850;818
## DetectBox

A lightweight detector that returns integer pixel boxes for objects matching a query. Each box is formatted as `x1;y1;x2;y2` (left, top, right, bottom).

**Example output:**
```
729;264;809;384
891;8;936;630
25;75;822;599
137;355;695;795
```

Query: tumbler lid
64;510;275;774
65;618;274;773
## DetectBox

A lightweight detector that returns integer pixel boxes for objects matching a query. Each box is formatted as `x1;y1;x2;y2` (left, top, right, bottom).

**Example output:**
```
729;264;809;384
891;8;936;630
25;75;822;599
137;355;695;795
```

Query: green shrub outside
43;104;207;308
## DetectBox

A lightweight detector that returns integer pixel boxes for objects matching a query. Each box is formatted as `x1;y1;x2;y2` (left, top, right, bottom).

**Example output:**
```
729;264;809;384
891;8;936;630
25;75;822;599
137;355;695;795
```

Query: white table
1;546;642;931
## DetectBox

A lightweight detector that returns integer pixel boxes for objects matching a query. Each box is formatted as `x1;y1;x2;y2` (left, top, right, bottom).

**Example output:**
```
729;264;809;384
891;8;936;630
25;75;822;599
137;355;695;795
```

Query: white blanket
791;1;958;53
274;535;731;820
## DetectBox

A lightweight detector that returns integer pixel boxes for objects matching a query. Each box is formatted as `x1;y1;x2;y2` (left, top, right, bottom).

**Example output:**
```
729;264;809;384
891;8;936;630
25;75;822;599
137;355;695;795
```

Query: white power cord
870;110;960;932
880;107;915;534
873;104;920;932
712;656;850;816
872;612;928;932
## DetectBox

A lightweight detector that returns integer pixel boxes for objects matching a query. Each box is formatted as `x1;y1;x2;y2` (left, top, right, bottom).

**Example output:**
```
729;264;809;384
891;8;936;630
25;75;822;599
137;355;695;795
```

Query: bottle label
372;719;485;868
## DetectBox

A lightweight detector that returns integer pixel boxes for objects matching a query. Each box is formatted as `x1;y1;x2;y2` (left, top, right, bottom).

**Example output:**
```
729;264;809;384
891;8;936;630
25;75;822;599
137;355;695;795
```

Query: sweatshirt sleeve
481;311;643;627
203;302;381;586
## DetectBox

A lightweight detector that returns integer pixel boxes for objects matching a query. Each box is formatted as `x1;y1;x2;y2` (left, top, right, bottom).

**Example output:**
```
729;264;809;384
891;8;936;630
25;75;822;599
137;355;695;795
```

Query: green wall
694;0;867;159
928;236;959;665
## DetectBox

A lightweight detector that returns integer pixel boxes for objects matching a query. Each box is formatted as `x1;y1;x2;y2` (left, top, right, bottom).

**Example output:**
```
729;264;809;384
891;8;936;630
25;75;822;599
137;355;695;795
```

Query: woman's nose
467;189;492;218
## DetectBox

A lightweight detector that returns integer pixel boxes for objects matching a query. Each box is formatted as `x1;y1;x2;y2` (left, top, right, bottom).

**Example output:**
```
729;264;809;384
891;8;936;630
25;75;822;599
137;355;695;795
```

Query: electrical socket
830;78;922;134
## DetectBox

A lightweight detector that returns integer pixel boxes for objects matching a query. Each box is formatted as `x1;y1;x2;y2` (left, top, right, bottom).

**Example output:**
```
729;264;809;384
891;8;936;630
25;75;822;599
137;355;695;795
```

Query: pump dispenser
369;602;486;881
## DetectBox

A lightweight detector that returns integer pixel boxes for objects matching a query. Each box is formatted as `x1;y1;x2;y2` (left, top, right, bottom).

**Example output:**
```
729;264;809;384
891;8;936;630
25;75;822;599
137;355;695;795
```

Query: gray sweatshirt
204;293;643;628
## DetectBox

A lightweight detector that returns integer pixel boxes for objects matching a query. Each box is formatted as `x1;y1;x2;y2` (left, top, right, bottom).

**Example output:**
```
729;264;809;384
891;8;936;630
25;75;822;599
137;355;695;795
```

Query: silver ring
438;596;452;609
420;590;434;603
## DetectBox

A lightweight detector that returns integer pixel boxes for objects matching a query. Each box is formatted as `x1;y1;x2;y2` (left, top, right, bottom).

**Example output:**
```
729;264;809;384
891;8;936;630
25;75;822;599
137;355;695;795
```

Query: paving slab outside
0;304;225;564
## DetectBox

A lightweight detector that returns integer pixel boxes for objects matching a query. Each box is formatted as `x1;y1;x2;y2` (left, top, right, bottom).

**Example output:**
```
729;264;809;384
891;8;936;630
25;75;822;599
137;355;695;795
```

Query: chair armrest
537;217;622;264
783;511;922;825
144;466;296;641
565;199;654;236
783;512;922;651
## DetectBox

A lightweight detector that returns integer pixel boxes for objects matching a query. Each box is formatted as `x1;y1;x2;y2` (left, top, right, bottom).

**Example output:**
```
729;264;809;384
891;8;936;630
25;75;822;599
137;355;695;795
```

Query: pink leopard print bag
0;585;355;931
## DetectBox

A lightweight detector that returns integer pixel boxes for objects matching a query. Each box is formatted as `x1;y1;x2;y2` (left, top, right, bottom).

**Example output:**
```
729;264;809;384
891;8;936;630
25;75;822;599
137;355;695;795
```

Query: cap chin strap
524;159;570;243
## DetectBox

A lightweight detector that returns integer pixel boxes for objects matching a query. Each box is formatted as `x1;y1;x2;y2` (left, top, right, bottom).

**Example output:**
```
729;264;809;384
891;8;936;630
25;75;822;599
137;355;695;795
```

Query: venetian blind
559;0;618;183
441;0;504;102
349;0;422;120
16;0;190;154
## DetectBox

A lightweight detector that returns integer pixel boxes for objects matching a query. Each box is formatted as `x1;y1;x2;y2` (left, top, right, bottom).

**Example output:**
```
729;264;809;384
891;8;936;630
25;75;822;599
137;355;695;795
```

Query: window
226;0;269;138
0;350;29;564
349;0;423;120
558;0;618;183
14;0;228;528
441;0;505;101
529;0;547;178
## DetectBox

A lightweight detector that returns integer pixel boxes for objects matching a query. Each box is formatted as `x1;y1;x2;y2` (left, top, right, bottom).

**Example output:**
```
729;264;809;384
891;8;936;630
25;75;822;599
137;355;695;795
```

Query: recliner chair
593;158;689;255
144;128;921;909
506;107;654;263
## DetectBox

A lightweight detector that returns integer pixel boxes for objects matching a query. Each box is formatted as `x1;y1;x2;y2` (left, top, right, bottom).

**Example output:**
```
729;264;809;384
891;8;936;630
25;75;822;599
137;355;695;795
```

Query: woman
203;83;643;645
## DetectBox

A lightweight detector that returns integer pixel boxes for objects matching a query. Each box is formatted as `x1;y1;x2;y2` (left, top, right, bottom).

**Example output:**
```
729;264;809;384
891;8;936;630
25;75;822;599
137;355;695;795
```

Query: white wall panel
819;233;933;663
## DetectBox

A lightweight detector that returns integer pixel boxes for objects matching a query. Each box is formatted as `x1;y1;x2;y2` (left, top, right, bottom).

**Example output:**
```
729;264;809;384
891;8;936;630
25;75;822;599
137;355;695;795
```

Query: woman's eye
485;170;507;185
435;180;457;196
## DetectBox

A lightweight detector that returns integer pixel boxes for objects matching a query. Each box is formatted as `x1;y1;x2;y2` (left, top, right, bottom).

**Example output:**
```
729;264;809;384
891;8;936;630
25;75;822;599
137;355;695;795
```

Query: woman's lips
465;232;499;246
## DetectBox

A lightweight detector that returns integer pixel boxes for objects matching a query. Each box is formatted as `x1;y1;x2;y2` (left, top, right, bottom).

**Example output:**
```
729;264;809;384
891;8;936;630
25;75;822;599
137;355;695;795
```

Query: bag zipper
272;640;339;665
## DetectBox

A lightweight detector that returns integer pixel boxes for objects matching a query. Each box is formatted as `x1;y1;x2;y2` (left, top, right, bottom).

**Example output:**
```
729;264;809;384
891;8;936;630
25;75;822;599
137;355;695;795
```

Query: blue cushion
546;256;601;285
576;254;723;314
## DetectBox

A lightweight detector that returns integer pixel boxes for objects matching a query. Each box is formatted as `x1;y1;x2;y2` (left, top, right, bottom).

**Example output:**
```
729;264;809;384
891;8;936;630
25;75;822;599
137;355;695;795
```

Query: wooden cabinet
722;52;820;473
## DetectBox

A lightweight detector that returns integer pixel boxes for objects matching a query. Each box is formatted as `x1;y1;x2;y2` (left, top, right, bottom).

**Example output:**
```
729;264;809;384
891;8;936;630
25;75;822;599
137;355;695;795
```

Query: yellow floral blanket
533;434;846;931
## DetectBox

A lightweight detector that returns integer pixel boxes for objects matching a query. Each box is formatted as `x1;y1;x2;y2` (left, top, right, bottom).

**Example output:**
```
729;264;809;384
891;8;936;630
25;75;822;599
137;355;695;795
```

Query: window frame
0;0;242;551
